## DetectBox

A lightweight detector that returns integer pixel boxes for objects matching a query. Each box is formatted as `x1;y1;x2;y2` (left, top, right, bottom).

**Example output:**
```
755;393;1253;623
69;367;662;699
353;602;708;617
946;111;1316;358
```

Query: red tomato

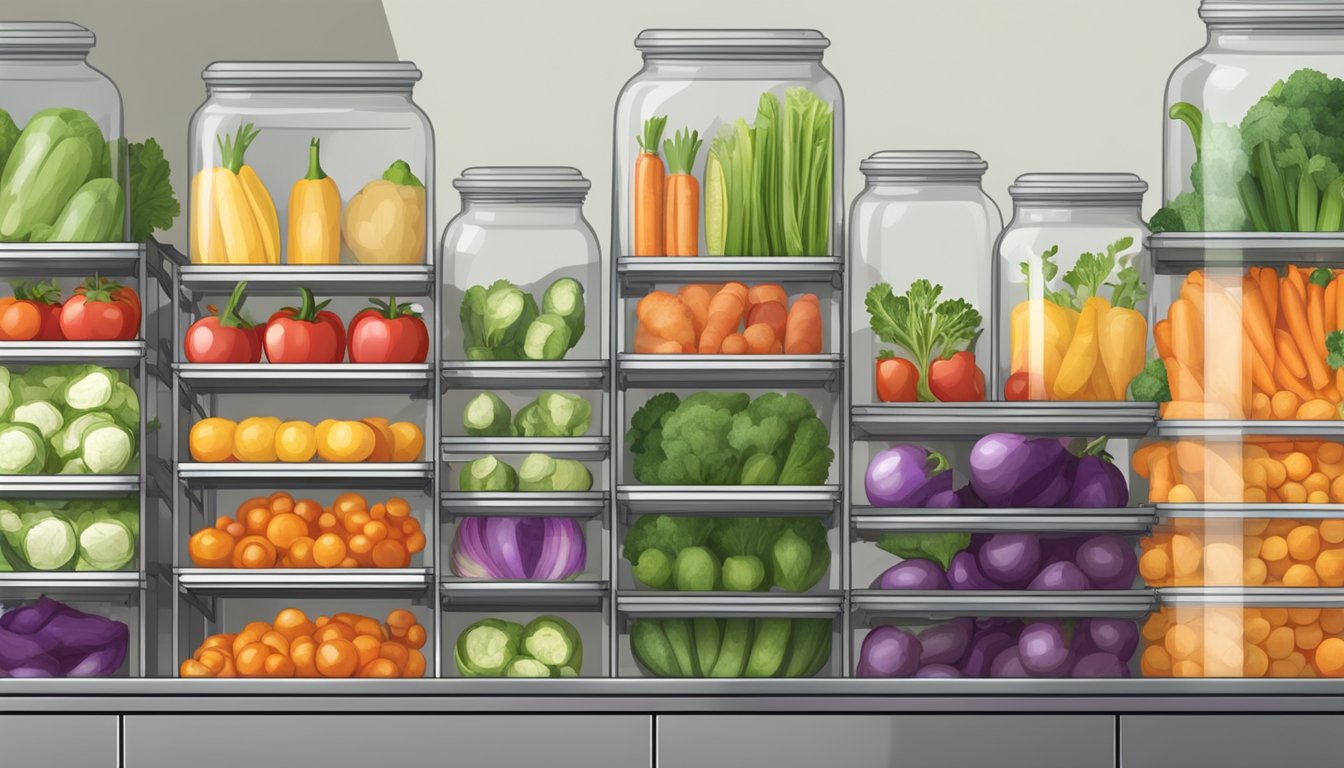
347;298;429;363
875;356;919;402
928;351;986;402
11;280;65;340
264;286;345;363
1003;371;1036;401
184;281;262;363
71;276;140;340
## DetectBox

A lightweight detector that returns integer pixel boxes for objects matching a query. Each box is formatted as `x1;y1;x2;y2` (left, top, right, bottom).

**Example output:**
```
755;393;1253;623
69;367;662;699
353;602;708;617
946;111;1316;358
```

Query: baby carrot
636;291;696;351
1241;281;1276;370
676;284;713;340
633;116;667;256
1308;269;1330;359
661;128;703;257
784;294;823;355
720;333;749;355
1282;269;1332;389
699;285;746;354
1259;268;1280;327
746;300;788;340
1168;298;1203;373
1276;328;1310;380
743;323;777;354
1154;319;1173;360
747;283;788;307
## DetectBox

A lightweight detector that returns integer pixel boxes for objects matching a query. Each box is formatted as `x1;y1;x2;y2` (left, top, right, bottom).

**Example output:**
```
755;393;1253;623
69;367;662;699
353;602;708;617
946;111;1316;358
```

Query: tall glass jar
0;21;127;242
188;62;433;265
1157;1;1344;233
441;167;603;363
850;151;1002;404
612;29;844;258
993;173;1152;401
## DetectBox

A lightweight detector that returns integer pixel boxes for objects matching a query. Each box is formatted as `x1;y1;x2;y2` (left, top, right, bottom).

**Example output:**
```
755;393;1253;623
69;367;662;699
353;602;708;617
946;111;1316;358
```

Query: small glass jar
1158;1;1344;233
0;22;127;242
441;167;603;363
850;151;1002;404
993;173;1152;401
188;62;433;265
612;29;844;257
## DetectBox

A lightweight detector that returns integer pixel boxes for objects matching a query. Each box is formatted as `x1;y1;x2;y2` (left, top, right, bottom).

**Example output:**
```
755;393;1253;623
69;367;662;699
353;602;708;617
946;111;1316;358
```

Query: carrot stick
784;294;823;355
743;323;777;354
1337;367;1344;397
1276;329;1309;379
1241;279;1276;370
635;291;696;352
1335;275;1344;331
699;286;747;354
1248;340;1276;397
1164;358;1204;403
1154;319;1173;360
1180;277;1205;317
1328;279;1338;332
1259;268;1280;329
747;283;788;307
1273;362;1317;402
746;300;788;340
633;116;668;256
1309;275;1329;359
1168;298;1203;374
676;284;713;340
720;333;749;355
1282;269;1332;389
661;128;703;257
718;282;749;305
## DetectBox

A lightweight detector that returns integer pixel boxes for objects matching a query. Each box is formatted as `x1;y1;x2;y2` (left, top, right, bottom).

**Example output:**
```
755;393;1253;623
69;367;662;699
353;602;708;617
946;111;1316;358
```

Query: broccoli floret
1128;359;1172;403
657;403;741;485
626;392;680;455
727;392;815;461
621;515;713;563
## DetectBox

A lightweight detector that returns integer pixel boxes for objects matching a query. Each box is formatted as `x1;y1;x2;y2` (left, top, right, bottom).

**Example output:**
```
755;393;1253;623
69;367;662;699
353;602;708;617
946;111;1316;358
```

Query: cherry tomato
928;350;986;402
875;355;919;402
184;281;262;363
347;297;429;363
264;286;345;363
1004;370;1037;401
60;277;140;341
71;276;140;339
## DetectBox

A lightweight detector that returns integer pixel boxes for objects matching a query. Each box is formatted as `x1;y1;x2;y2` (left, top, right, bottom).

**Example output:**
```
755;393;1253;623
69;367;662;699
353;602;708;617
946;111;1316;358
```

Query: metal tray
441;580;609;608
0;340;146;367
440;436;609;461
0;242;144;277
1158;587;1344;607
616;256;843;295
851;506;1156;534
176;363;435;393
618;354;841;390
1155;502;1344;519
617;592;845;618
617;485;840;517
852;402;1158;440
175;568;433;598
1156;419;1344;437
1149;232;1344;273
441;361;608;390
177;264;435;296
850;589;1159;622
440;491;608;518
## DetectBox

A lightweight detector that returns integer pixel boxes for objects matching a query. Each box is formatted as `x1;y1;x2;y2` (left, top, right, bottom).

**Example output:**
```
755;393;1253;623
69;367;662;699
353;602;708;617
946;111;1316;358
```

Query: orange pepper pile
1140;607;1344;678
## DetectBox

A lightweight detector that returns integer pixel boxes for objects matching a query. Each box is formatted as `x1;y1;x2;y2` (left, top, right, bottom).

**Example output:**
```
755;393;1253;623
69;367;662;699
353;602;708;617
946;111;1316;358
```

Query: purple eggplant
990;646;1030;678
926;485;985;509
856;626;922;677
865;446;953;507
872;559;950;590
1072;651;1129;678
961;630;1017;677
947;551;995;590
977;534;1042;588
969;433;1075;507
1041;535;1086;567
1075;534;1139;590
1084;619;1139;660
916;618;973;666
1028;561;1094;590
1066;449;1129;508
915;663;964;678
1018;621;1075;677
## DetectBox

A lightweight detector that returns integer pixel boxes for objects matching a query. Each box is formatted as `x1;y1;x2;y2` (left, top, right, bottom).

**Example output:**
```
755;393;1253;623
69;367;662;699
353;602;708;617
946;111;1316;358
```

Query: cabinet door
1122;715;1340;767
124;714;650;768
0;715;118;768
657;715;1115;768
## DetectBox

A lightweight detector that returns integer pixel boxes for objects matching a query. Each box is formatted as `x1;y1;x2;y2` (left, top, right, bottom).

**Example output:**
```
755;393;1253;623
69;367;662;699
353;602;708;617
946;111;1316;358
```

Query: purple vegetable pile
0;597;128;677
865;434;1128;509
873;532;1139;591
856;616;1137;679
450;517;586;580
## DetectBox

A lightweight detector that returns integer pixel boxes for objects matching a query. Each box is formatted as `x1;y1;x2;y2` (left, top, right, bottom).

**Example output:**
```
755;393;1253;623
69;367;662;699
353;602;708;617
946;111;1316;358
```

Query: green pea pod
0;108;107;241
32;178;124;243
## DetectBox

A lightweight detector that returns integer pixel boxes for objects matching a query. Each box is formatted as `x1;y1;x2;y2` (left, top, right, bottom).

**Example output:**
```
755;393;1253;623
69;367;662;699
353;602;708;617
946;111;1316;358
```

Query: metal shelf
440;580;609;608
617;593;845;618
1156;419;1344;438
617;486;840;517
176;363;434;393
441;361;608;390
177;462;434;487
1155;502;1344;519
850;506;1156;535
175;568;433;598
0;571;143;600
1158;587;1344;607
850;590;1159;622
618;354;841;390
177;264;435;296
617;256;843;296
0;340;146;368
852;402;1158;440
441;491;608;518
1149;232;1344;273
0;475;140;497
0;242;144;277
440;436;609;462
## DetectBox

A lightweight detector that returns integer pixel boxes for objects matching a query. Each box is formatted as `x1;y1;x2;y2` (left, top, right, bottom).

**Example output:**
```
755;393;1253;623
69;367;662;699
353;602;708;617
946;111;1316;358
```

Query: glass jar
1156;1;1344;233
612;29;844;258
188;62;433;265
992;173;1152;402
441;167;602;363
0;22;127;242
850;151;1001;404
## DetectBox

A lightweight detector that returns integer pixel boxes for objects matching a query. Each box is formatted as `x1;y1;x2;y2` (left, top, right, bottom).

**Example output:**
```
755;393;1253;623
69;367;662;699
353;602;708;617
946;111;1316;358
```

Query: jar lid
1200;1;1344;24
453;167;591;202
635;29;829;57
203;62;422;90
0;22;95;54
860;150;988;180
1008;173;1148;204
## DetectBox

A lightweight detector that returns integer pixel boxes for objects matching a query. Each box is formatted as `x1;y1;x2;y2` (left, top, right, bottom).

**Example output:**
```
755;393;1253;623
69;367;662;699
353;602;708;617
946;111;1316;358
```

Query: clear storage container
0;22;127;243
620;610;839;678
850;151;1001;404
444;603;607;678
1155;1;1344;233
993;173;1152;401
188;62;432;266
441;167;601;363
612;29;843;258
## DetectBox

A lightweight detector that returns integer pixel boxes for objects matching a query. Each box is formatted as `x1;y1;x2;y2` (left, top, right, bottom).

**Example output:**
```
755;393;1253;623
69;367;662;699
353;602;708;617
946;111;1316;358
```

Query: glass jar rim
1200;1;1344;25
454;166;591;202
202;61;422;90
1009;172;1148;204
0;21;94;55
860;150;987;180
635;29;829;57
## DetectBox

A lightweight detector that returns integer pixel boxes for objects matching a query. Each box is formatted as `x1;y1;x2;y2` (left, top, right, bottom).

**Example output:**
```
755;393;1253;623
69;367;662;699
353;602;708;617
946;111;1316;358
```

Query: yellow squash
1098;306;1148;400
286;138;341;264
191;123;279;265
1054;296;1109;399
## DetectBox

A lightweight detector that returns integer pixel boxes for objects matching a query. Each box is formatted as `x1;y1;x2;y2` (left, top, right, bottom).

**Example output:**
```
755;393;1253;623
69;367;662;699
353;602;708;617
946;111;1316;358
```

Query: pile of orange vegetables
1158;266;1344;420
188;491;425;569
1140;518;1344;587
188;416;424;463
1134;438;1344;504
1140;607;1344;678
179;607;427;678
634;282;822;355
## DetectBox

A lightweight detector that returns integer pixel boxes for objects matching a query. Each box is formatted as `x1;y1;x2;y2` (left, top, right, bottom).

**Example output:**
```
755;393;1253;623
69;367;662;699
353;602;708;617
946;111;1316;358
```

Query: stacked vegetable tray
0;240;171;679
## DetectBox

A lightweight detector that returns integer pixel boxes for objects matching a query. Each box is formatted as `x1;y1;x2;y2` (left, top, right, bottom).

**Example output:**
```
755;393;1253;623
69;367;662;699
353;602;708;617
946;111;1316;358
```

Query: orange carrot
635;325;683;354
699;285;747;354
661;128;702;257
769;340;784;354
1282;269;1331;389
743;323;778;354
677;284;713;340
1276;328;1309;380
1259;267;1280;328
1248;340;1276;397
1241;280;1276;370
1328;279;1339;332
747;283;788;307
1164;357;1203;403
1337;367;1344;397
1168;298;1203;373
720;333;749;355
1309;273;1329;359
1154;319;1173;360
633;116;667;256
1273;362;1317;402
636;291;696;352
784;294;823;355
1180;276;1205;317
1335;275;1344;331
718;282;749;305
747;300;788;340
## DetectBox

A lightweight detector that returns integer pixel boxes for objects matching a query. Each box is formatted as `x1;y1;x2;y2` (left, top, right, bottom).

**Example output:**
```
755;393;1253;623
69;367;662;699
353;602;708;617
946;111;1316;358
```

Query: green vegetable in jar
30;177;124;242
0;107;107;242
0;108;19;176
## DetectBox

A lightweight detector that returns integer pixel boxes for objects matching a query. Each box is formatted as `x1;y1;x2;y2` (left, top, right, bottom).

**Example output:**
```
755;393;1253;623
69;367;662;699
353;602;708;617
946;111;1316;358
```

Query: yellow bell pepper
191;124;279;265
1009;297;1079;395
1054;296;1110;399
1098;305;1148;400
341;160;425;264
286;138;341;264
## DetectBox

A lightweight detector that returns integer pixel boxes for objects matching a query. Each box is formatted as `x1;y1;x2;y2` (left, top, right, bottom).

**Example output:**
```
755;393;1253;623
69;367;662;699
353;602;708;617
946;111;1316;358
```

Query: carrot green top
662;128;702;176
638;115;668;155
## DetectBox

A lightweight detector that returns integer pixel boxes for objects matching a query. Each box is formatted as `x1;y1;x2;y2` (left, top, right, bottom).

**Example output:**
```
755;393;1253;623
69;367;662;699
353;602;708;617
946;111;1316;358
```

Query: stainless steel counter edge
1;680;1342;713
